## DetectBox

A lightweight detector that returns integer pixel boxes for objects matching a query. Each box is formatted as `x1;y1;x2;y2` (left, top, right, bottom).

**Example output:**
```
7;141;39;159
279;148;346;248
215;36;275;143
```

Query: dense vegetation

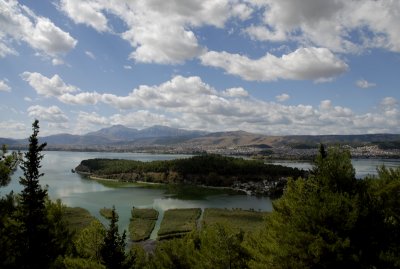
1;120;400;268
76;154;306;187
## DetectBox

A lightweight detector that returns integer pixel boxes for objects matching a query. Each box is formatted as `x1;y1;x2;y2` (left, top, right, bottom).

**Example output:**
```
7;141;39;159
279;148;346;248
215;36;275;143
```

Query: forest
75;154;305;187
1;121;400;268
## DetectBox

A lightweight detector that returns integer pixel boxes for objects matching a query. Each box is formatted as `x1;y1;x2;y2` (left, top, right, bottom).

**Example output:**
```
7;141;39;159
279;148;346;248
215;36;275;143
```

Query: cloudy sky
1;0;400;138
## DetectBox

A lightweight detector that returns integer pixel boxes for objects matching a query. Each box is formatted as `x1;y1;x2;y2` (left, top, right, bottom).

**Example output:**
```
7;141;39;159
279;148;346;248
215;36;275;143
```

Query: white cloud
24;96;32;102
85;50;96;59
356;79;376;89
200;47;348;82
59;0;254;64
123;65;132;70
276;93;290;102
21;72;78;97
27;105;69;123
0;120;27;138
21;73;400;135
0;0;77;58
0;80;11;92
245;0;400;53
52;58;65;66
110;110;175;128
59;92;102;105
77;111;108;125
381;97;398;107
222;87;249;97
58;0;109;32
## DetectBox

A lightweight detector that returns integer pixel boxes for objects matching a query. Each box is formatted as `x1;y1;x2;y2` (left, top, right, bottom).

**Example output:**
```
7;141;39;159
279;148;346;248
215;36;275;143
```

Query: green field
202;208;269;233
158;208;201;240
129;208;159;241
99;207;118;220
63;207;97;235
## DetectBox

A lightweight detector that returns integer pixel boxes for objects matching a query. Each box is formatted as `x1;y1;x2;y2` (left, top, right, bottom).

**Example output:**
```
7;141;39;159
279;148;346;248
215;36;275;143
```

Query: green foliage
16;120;65;269
63;207;98;236
77;154;305;187
149;223;250;269
100;207;119;220
100;206;126;269
74;220;106;261
202;208;269;233
158;208;201;239
246;146;400;268
61;257;106;269
129;208;159;241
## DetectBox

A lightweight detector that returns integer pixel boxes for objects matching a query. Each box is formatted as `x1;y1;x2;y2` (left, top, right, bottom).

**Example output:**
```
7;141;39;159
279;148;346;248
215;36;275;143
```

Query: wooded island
75;154;306;196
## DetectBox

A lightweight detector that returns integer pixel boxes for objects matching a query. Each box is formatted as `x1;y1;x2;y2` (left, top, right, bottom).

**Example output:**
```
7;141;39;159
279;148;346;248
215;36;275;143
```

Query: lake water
2;151;399;237
1;151;272;237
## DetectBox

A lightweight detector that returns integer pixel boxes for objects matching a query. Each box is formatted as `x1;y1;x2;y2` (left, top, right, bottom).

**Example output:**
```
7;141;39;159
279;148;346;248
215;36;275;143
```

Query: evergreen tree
16;120;54;268
100;206;127;269
247;146;361;268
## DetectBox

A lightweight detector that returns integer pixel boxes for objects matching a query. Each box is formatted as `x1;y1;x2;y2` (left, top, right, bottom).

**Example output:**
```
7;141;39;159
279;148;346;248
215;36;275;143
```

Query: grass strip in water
158;208;201;240
63;207;97;236
129;208;159;242
202;208;269;233
99;207;118;220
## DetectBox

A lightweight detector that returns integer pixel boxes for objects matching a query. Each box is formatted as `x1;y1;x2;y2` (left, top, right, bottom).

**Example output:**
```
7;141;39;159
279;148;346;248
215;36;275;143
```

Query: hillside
2;125;400;152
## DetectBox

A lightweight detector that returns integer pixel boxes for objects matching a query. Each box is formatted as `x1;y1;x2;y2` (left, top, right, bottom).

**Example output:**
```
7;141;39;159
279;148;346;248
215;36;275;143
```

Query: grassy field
99;207;118;219
158;208;201;240
63;207;97;235
129;208;159;242
202;208;269;233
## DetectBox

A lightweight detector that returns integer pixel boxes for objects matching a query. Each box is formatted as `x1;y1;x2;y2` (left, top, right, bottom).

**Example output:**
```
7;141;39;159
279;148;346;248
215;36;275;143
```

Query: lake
1;151;272;237
2;151;399;237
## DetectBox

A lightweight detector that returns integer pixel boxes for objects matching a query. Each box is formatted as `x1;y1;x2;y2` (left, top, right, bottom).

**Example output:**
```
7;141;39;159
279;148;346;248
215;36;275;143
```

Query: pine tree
100;206;126;269
17;119;52;269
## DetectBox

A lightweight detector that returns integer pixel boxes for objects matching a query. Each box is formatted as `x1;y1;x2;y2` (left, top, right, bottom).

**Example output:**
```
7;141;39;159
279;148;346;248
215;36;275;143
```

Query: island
75;154;306;196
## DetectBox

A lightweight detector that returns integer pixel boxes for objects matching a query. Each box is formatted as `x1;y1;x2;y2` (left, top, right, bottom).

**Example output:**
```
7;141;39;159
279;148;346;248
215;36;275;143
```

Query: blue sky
0;0;399;138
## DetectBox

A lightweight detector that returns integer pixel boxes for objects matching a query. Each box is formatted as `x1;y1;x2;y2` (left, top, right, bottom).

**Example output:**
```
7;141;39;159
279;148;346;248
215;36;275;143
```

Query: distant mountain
182;131;281;148
136;125;207;138
1;125;400;150
86;125;139;141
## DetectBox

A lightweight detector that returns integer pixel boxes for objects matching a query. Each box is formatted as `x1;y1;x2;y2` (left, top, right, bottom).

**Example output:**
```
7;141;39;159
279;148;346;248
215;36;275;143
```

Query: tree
100;206;127;269
247;146;361;268
75;220;106;261
16;119;61;269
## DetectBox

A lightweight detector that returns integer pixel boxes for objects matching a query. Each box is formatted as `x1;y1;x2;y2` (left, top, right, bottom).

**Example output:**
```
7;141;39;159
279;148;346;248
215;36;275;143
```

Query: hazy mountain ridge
2;125;400;149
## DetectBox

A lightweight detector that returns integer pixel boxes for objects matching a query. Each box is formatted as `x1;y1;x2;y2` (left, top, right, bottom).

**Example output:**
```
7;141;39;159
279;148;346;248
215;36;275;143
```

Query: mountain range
1;125;400;149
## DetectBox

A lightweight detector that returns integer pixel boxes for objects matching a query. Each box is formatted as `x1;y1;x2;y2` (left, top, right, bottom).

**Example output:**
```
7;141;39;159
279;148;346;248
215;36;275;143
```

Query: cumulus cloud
0;0;77;58
22;72;400;135
110;110;175;128
0;79;11;92
245;0;400;53
59;0;253;64
0;120;27;138
276;93;290;102
27;105;69;123
200;47;348;82
356;79;376;89
21;72;78;97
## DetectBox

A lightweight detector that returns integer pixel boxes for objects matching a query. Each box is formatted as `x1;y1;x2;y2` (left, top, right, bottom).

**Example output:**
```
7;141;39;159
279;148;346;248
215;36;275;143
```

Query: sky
0;0;400;138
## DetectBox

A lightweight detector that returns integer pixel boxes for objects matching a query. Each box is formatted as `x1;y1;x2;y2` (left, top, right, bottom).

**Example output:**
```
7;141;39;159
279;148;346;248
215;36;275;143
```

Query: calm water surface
2;151;272;237
3;151;399;237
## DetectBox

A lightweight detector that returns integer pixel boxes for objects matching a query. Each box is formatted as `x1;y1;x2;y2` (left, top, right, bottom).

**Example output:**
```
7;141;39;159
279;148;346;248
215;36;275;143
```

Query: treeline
76;154;305;186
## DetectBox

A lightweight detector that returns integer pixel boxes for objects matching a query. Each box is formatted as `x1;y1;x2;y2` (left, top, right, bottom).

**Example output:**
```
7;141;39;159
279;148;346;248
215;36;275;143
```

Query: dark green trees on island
1;121;400;268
